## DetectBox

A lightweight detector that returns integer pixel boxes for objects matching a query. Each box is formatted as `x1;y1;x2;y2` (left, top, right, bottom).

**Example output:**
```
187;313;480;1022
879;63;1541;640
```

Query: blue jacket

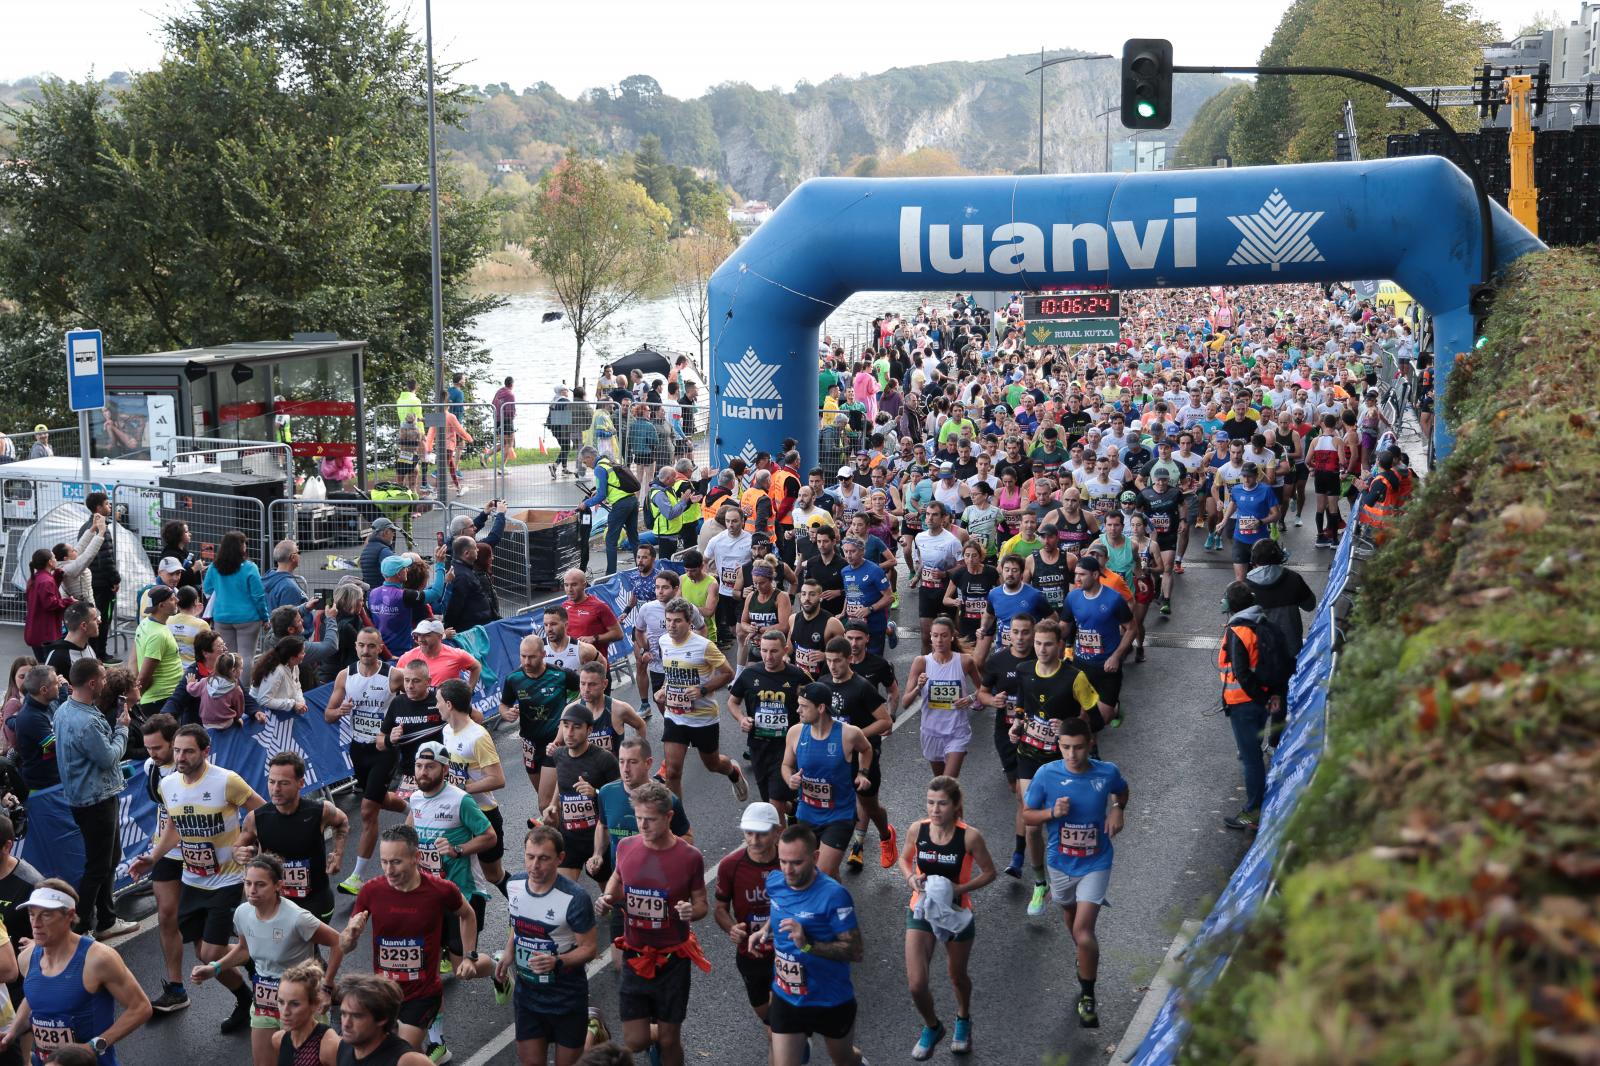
360;537;396;589
202;561;269;625
54;696;128;808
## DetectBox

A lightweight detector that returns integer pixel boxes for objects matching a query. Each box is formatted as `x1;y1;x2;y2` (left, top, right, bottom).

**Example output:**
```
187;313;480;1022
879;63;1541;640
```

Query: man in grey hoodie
1244;540;1317;656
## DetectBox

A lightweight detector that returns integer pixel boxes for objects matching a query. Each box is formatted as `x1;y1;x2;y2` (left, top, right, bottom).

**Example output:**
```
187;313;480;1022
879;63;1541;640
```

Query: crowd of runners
0;280;1423;1066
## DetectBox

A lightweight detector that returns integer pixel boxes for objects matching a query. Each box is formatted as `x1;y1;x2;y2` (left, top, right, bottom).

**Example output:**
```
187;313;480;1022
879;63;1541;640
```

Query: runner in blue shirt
1022;717;1128;1031
839;538;892;656
1065;558;1135;727
984;554;1053;648
1223;462;1281;582
750;823;867;1066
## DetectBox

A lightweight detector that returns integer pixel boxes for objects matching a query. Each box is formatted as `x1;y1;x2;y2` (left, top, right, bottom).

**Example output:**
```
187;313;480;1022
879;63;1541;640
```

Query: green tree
1284;0;1493;162
525;151;669;385
1228;0;1319;165
0;0;501;428
1175;83;1250;168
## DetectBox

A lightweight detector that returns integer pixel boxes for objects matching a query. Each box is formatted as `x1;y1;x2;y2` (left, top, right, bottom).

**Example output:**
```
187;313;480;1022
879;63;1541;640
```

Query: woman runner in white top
902;618;983;778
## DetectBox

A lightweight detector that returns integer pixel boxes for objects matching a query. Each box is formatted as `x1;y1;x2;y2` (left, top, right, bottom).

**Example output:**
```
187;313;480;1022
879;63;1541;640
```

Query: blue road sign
66;329;105;412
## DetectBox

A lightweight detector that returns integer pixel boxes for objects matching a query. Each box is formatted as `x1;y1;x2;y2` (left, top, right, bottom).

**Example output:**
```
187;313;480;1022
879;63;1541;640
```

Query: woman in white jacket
53;513;107;606
249;635;308;716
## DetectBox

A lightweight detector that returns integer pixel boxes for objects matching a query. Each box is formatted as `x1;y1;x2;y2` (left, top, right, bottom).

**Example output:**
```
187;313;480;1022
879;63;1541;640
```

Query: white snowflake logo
250;718;328;786
1227;189;1324;272
723;347;782;402
723;440;760;469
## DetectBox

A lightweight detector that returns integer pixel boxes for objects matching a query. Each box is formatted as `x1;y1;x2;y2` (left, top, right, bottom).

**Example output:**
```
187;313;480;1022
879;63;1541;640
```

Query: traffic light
1533;61;1550;116
1121;39;1174;130
1469;283;1496;350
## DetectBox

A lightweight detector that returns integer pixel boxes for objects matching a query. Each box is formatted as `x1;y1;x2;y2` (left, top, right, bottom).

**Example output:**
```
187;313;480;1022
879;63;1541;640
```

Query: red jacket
24;569;73;648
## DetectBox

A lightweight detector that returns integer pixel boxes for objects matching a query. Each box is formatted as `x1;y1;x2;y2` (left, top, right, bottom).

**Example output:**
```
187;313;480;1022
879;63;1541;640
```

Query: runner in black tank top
913;818;973;887
789;605;833;680
252;797;336;921
1028;540;1072;613
744;587;781;661
1054;511;1095;556
278;1021;332;1066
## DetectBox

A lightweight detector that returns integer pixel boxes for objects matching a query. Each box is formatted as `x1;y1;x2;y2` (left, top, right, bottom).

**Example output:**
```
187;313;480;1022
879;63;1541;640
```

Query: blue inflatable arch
708;157;1542;467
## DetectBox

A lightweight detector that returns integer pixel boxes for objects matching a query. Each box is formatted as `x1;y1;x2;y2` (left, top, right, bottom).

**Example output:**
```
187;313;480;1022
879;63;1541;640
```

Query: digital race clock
1023;292;1121;320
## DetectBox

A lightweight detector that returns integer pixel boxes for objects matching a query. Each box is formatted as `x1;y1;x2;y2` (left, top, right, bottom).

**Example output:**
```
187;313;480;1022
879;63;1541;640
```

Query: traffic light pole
1174;63;1494;288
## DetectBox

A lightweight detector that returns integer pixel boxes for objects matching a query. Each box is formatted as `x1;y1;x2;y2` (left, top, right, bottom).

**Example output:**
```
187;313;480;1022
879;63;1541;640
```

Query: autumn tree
525;151;670;385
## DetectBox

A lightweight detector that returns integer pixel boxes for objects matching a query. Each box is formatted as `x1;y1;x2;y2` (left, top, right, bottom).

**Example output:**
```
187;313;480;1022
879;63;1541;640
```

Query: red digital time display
1024;293;1121;319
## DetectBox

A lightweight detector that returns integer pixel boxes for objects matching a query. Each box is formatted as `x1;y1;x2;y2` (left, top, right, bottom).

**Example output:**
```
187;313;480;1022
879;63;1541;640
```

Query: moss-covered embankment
1180;247;1600;1064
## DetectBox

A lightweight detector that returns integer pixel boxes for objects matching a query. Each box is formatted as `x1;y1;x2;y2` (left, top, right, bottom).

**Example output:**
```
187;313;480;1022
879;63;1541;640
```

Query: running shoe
1295;514;1304;527
951;1016;972;1054
1077;994;1099;1028
220;998;252;1034
1027;883;1048;916
337;873;365;895
491;952;510;1005
887;621;898;649
1159;598;1171;616
1172;559;1185;574
427;1043;452;1064
150;985;190;1013
879;824;898;869
439;956;453;977
1224;809;1261;831
95;919;140;941
912;1021;946;1061
846;839;865;874
1004;850;1024;879
729;766;750;802
1134;644;1145;663
587;1008;610;1046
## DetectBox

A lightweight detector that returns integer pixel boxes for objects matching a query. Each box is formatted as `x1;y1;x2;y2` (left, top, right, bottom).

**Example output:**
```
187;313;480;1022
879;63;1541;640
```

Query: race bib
31;1019;76;1056
625;886;670;929
794;646;822;673
352;708;384;744
560;792;597;831
753;705;789;738
1152;513;1172;533
417;838;443;875
181;841;219;878
919;565;943;590
774;951;807;998
590;731;615;755
1023;715;1059;750
845;599;868;621
1058;822;1100;858
800;777;833;809
719;565;738;588
394;775;418;803
664;686;693;711
1075;630;1104;659
1237;516;1261;536
521;737;540;772
281;858;312;899
446;760;469;789
377;936;425;981
253;974;281;1019
962;596;985;619
514;935;558;985
928;681;961;711
1093;496;1114;513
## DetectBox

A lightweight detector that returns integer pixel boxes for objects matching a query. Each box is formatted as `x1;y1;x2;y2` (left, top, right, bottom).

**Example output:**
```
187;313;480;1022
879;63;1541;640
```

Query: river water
470;281;939;403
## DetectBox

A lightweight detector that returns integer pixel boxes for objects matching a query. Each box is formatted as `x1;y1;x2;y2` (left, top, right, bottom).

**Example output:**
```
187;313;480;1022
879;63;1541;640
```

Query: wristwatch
466;951;481;962
90;1037;111;1055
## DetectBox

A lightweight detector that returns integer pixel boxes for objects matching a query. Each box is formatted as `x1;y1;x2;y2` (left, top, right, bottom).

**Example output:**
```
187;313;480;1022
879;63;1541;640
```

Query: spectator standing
77;492;120;662
443;537;497;633
262;539;314;626
250;638;309;717
28;425;53;460
448;372;467;422
11;666;60;791
0;658;35;755
201;530;269;678
158;520;207;590
51;516;105;617
54;659;138;939
167;586;210;668
41;603;99;682
580;445;641;576
23;549;74;660
359;518;399;589
1244;540;1317;656
134;588;186;728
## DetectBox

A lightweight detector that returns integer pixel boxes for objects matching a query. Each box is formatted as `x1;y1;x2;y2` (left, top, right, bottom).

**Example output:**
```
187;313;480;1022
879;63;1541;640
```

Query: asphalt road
77;520;1331;1066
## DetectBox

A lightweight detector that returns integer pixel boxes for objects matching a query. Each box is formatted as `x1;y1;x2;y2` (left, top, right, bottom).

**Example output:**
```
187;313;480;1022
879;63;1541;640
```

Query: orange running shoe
878;824;898;868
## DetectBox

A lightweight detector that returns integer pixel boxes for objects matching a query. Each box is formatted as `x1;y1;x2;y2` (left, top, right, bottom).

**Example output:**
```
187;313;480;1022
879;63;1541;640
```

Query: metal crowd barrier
0;425;82;463
267;495;450;597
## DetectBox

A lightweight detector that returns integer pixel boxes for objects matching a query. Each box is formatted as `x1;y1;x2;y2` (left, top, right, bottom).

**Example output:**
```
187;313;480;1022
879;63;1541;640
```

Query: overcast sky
1;0;1544;97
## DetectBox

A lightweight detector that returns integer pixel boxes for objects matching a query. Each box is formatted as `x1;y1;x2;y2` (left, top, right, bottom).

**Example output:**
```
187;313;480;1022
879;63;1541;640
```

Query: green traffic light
1137;100;1156;119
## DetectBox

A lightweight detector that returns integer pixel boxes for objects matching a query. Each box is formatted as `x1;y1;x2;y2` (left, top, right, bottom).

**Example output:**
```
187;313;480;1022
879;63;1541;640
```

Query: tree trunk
573;334;583;391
